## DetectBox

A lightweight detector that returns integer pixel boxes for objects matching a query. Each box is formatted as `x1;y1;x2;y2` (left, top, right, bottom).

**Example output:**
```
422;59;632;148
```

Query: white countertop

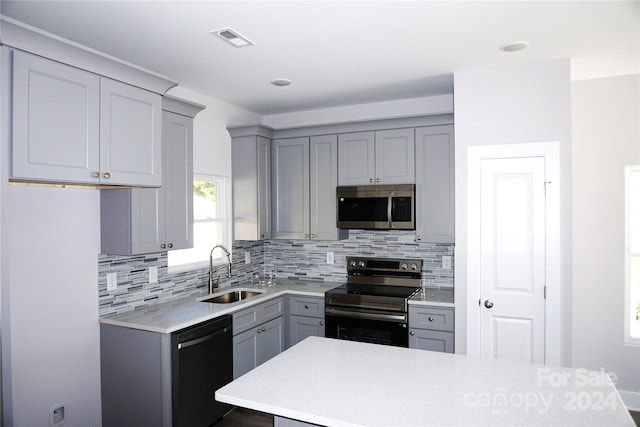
409;287;454;307
99;279;341;334
216;336;634;427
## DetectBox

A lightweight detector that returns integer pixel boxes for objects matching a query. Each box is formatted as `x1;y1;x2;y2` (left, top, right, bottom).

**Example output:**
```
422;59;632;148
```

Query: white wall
5;186;102;426
453;59;574;366
166;86;263;177
262;94;453;129
571;74;640;401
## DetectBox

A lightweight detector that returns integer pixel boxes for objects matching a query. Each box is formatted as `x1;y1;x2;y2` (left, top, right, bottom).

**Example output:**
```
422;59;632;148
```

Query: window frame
168;174;232;274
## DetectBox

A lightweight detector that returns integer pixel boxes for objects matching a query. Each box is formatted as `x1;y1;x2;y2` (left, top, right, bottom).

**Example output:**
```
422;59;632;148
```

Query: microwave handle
387;193;393;229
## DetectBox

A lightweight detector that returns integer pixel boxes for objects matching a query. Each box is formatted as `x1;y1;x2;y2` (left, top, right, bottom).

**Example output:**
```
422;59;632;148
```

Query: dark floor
216;408;640;427
215;407;273;427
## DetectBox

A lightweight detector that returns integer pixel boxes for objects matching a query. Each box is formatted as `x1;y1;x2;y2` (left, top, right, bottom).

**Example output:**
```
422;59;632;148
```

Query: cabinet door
310;135;345;240
271;138;310;239
415;125;454;243
100;78;162;186
337;131;375;185
232;327;259;379
257;316;285;366
375;128;415;184
163;111;193;251
257;136;272;239
288;315;325;348
409;329;454;353
12;50;100;184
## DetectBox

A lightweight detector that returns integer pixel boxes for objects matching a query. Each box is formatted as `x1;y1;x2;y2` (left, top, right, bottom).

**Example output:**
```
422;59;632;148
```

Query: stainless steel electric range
325;256;422;347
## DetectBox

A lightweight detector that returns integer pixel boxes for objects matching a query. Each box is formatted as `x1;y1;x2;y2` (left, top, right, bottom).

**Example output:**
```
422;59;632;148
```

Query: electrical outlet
442;256;452;269
107;272;117;291
326;252;334;264
149;266;158;283
245;252;251;264
50;403;66;427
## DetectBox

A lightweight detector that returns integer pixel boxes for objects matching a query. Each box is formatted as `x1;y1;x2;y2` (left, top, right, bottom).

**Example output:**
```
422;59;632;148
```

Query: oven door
325;306;409;347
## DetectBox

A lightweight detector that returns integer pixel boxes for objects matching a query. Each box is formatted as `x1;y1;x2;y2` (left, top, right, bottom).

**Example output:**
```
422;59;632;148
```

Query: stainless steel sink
199;289;265;304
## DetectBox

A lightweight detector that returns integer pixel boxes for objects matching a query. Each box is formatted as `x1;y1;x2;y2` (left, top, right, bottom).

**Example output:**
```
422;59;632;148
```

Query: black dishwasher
171;314;233;427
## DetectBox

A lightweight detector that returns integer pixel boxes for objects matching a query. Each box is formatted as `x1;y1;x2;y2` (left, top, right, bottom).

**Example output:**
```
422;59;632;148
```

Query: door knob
484;299;494;309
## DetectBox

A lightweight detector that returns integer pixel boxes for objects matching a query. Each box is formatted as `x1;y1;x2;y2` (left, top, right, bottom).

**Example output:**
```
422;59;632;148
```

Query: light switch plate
442;256;452;269
149;266;158;283
106;272;117;291
245;252;251;264
326;252;334;264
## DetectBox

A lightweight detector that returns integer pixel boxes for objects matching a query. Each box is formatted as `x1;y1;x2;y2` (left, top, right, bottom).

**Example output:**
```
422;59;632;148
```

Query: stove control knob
358;261;365;268
401;263;408;270
349;260;357;268
410;263;418;271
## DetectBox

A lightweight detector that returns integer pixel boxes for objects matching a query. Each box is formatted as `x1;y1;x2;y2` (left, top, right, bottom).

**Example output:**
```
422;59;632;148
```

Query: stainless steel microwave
336;184;415;230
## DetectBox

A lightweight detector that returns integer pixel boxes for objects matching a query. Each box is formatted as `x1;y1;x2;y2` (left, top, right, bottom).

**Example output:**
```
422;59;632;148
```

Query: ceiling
1;1;638;115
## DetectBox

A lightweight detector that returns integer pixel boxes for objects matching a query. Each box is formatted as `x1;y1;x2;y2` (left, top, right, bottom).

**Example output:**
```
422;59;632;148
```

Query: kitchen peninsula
215;336;634;427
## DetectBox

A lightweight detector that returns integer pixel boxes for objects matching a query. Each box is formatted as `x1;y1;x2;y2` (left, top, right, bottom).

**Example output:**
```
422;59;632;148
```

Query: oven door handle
325;306;407;323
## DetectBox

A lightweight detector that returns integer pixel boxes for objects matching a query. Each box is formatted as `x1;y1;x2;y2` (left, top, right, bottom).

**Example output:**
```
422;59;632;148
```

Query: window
168;175;231;271
626;166;640;344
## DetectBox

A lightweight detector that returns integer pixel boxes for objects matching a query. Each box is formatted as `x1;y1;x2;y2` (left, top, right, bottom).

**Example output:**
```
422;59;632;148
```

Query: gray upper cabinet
338;128;415;185
415;125;455;243
100;97;204;255
271;137;309;239
11;50;162;187
99;78;162;187
272;135;346;240
231;128;272;241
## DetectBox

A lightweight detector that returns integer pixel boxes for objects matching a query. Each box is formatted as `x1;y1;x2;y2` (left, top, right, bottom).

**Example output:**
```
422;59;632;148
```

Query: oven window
325;314;408;347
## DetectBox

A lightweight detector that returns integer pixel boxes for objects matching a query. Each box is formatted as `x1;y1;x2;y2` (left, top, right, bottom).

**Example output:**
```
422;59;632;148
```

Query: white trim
467;142;561;365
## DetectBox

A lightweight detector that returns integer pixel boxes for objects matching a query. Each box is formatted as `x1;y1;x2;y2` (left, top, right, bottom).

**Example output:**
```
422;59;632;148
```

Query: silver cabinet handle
161;243;166;249
304;304;309;309
168;243;173;248
103;172;111;179
484;299;494;309
257;328;262;334
304;234;309;238
376;178;380;183
428;316;434;322
92;171;100;179
409;331;415;336
310;234;316;239
319;321;324;326
369;178;374;183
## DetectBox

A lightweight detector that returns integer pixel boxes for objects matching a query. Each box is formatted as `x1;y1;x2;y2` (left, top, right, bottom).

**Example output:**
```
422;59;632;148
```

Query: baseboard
619;390;640;411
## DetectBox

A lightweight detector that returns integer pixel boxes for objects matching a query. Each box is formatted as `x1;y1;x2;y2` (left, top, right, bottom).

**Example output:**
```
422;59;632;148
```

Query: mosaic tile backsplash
98;230;454;317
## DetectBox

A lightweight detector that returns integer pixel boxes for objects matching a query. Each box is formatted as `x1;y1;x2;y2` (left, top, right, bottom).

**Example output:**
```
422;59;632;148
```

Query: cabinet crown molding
0;16;177;94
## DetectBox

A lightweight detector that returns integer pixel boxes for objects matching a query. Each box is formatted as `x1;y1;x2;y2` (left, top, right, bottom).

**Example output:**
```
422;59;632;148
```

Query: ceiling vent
211;28;254;48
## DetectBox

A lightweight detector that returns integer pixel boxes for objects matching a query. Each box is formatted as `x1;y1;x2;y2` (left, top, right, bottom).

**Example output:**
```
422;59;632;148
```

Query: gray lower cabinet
286;295;325;347
408;305;454;353
232;297;285;379
10;48;162;186
415;125;455;243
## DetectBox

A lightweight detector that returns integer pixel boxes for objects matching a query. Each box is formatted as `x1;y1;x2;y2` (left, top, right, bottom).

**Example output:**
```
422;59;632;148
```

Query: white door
478;156;546;363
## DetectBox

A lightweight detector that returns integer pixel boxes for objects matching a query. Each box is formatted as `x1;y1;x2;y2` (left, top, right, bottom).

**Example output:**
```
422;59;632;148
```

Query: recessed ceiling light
270;78;292;87
499;41;529;52
210;27;254;48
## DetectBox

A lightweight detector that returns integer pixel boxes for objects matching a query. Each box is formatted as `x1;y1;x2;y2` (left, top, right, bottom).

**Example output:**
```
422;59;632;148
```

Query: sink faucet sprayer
209;244;231;294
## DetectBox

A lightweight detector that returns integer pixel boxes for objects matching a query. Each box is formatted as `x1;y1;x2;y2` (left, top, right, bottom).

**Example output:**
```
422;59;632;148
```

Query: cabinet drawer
288;295;324;318
409;306;454;332
233;297;284;335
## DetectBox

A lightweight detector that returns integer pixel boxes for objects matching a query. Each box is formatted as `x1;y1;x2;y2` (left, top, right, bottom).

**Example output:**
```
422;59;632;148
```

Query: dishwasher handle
177;326;230;350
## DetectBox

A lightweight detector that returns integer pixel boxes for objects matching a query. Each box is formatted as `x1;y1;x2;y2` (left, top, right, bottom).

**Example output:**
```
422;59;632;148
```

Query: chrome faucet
209;244;231;294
